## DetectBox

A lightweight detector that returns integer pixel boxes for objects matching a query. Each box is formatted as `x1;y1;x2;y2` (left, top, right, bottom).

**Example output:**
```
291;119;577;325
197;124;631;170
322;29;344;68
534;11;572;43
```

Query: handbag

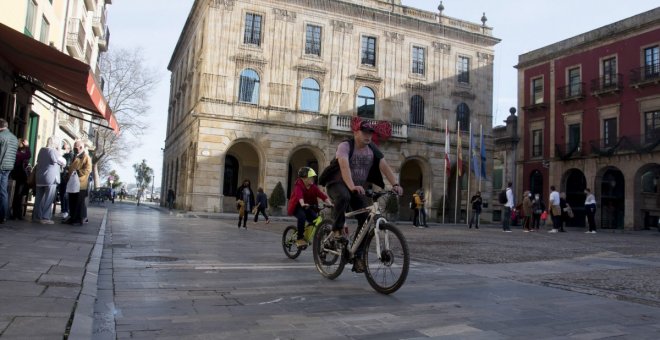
66;171;80;193
540;211;548;220
27;165;36;190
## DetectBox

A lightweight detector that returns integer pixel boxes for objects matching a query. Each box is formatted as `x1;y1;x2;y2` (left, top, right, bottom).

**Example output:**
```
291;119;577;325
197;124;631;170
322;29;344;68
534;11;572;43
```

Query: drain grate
128;256;179;262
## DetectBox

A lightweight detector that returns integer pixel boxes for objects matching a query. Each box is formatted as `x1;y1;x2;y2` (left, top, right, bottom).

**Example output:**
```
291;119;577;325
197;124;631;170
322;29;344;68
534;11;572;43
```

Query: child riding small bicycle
287;167;333;248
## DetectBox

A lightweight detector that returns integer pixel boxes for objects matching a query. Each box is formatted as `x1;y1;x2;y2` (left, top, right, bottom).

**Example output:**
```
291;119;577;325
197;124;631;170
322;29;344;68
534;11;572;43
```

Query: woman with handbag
64;140;92;226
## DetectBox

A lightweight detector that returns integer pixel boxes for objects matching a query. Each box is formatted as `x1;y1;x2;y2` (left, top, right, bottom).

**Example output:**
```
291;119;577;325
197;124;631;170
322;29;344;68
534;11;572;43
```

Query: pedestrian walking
522;190;533;232
468;191;482;229
548;185;562;233
584;188;597;233
531;193;545;230
0;119;18;223
502;182;514;232
253;187;270;224
235;179;254;229
167;188;176;210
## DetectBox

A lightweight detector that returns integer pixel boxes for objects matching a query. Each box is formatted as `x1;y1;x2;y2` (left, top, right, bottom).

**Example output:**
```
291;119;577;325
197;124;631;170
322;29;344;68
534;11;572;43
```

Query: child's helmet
298;167;317;178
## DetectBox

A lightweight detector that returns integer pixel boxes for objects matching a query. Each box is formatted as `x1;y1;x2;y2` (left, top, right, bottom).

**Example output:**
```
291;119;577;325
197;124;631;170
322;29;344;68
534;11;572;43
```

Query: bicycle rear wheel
312;220;345;279
363;222;409;294
282;225;302;259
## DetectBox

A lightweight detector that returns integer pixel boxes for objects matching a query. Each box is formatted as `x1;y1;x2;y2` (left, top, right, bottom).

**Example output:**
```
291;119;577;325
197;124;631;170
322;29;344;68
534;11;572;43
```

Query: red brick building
515;8;660;230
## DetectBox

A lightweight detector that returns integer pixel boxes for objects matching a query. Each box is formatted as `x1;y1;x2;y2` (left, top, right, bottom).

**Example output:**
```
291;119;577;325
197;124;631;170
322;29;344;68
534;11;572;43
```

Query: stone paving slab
90;204;660;339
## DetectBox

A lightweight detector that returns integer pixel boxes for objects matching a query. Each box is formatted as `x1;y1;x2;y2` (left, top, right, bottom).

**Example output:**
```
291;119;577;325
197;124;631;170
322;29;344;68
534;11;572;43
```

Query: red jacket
287;178;328;216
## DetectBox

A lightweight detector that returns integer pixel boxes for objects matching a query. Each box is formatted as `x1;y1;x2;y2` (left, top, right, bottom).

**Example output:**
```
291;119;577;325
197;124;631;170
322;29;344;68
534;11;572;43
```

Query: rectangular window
568;67;581;97
532;78;543;104
39;16;50;44
243;13;262;46
603;118;617;147
457;56;470;83
411;46;425;75
568;124;581;150
25;0;37;37
361;36;376;66
532;129;543;157
493;167;503;190
305;24;322;56
644;46;659;78
602;57;617;88
645;110;660;140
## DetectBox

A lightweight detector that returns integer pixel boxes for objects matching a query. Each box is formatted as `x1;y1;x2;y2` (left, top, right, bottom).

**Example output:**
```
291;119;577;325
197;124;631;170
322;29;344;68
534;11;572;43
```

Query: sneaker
265;219;270;224
504;230;512;233
295;239;307;248
40;219;54;224
523;230;530;233
352;258;366;273
416;225;425;229
59;212;69;219
591;231;597;234
548;229;558;233
585;231;591;234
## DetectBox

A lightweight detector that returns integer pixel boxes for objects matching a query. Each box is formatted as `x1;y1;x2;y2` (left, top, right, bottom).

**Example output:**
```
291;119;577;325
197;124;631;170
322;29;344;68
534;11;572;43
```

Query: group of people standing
500;182;598;233
0;118;92;226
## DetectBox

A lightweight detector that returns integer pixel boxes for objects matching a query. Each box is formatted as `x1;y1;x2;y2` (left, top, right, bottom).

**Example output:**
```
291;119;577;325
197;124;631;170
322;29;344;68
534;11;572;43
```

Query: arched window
300;78;320;112
223;155;239;196
410;95;424;126
456;103;470;130
238;69;260;104
356;86;375;118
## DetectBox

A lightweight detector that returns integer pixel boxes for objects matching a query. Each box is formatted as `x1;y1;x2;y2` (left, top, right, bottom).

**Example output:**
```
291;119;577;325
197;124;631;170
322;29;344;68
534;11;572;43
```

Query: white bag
66;171;80;193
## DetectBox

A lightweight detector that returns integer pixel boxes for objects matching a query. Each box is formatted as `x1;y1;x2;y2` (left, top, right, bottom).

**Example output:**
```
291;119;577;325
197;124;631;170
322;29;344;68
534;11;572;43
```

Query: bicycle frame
343;196;388;260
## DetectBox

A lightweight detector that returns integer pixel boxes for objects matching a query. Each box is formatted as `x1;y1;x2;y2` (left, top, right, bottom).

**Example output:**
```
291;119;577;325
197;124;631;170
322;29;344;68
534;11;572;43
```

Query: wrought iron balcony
555;142;584;160
589;137;624;157
629;64;660;87
66;18;86;59
590;73;623;96
521;101;548;112
556;83;585;102
620;133;660;154
328;115;407;140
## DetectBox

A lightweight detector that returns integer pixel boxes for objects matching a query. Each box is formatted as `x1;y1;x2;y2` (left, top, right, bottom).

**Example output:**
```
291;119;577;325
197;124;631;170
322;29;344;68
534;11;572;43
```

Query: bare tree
92;48;159;187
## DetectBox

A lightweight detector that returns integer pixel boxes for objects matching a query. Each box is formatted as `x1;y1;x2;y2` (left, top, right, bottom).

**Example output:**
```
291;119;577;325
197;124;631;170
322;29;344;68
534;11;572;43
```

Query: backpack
498;190;507;204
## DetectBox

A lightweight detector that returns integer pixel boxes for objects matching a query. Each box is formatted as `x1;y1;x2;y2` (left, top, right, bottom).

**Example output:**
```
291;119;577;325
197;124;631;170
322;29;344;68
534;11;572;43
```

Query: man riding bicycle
324;120;403;273
287;167;334;248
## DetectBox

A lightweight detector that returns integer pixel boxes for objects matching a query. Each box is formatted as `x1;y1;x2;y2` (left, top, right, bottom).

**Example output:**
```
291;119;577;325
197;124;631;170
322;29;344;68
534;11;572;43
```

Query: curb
67;208;108;340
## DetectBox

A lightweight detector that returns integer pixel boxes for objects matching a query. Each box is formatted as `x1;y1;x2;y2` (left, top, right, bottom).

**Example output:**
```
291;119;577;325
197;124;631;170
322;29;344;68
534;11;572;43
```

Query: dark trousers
0;170;10;221
413;208;420;226
502;207;511;230
68;189;87;223
253;206;269;222
551;212;564;231
326;182;369;256
532;213;541;229
469;210;480;228
58;180;69;213
238;210;248;228
294;206;317;240
11;179;27;219
586;204;596;231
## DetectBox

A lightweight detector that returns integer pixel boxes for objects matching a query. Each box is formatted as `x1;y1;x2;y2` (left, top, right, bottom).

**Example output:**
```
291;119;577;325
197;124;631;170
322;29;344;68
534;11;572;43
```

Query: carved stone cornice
384;31;405;43
451;90;476;100
477;52;494;62
403;82;433;92
232;54;268;67
351;73;383;84
331;20;353;33
211;0;234;10
295;64;327;75
273;8;296;22
433;42;451;53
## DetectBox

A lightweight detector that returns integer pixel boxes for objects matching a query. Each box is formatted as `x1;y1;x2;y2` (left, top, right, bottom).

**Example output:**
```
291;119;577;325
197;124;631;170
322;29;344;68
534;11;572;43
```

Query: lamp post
151;175;155;202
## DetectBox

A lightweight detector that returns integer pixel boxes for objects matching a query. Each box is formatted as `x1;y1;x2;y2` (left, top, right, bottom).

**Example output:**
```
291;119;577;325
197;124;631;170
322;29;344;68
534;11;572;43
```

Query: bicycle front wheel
363;222;410;294
282;225;302;259
312;221;345;279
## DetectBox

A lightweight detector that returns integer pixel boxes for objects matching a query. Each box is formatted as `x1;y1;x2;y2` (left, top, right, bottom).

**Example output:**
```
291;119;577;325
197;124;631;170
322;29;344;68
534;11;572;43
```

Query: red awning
0;23;119;133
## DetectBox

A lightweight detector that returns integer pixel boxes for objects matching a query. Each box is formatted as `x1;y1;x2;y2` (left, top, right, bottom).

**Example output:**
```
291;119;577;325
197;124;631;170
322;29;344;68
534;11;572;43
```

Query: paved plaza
1;202;659;339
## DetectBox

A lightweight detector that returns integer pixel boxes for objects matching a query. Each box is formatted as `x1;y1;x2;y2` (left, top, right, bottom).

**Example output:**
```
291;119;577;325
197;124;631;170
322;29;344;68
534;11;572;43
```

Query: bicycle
282;205;333;259
313;190;410;295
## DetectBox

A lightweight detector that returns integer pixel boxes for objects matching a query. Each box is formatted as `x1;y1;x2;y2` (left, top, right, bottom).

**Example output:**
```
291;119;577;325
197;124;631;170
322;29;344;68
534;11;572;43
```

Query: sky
106;0;659;186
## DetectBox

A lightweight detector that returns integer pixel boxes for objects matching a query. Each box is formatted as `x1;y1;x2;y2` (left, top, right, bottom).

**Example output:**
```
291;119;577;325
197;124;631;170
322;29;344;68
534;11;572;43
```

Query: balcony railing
555;142;584;160
98;27;109;52
556;83;585;102
66;18;86;59
620;133;660;154
92;9;106;36
521;101;548;112
590;73;623;96
630;64;660;87
328;115;407;140
589;137;624;157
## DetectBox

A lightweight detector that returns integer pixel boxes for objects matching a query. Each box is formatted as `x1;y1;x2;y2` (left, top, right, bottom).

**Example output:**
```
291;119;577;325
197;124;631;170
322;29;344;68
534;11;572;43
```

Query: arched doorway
598;167;625;229
400;159;424;222
562;169;586;227
287;147;321;198
529;170;543;198
223;141;261;211
634;163;660;230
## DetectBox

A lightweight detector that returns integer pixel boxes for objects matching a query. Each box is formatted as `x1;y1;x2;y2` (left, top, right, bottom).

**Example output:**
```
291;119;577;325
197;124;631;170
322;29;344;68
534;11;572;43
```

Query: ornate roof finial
481;12;488;26
438;1;444;16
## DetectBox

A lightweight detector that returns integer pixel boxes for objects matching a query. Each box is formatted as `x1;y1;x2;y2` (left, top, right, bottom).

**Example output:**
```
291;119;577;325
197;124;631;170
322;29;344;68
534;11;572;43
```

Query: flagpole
442;120;447;224
454;121;460;224
479;124;483;193
467;122;472;227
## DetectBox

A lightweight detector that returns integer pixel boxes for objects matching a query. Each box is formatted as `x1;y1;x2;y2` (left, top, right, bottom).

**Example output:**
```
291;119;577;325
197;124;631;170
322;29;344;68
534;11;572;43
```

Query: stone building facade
515;8;660;230
163;0;500;222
